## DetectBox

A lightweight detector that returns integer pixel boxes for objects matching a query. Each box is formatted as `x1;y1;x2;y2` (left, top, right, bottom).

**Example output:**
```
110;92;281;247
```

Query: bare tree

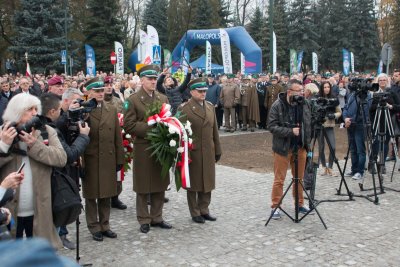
118;0;145;50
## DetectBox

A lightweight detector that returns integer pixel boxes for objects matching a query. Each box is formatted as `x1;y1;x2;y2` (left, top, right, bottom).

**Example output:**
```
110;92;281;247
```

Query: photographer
317;82;342;177
369;73;400;174
343;80;372;180
0;93;67;248
267;79;312;220
40;93;90;249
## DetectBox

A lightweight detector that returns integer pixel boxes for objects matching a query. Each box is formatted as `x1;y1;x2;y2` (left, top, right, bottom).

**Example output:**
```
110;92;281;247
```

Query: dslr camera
311;97;339;125
67;98;97;142
5;116;44;143
289;95;304;105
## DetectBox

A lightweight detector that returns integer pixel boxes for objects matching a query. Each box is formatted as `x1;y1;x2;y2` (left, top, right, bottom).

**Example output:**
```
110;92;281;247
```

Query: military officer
256;74;269;129
178;78;222;223
240;76;260;132
123;65;171;234
264;76;284;127
82;77;124;242
220;74;240;132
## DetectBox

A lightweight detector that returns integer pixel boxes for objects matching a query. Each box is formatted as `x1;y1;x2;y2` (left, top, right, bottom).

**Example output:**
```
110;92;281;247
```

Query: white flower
169;140;177;147
168;127;175;134
122;129;125;134
130;143;133;148
125;134;131;139
188;138;193;144
177;147;184;153
185;120;192;129
124;148;128;152
187;129;193;136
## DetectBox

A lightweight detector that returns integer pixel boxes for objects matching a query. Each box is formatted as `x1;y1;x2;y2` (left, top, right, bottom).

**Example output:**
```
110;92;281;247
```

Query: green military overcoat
178;99;222;192
123;89;169;194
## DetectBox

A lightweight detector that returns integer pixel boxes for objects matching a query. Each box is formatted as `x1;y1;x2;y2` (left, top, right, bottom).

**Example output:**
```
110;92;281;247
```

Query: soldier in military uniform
240;77;260;132
123;65;172;234
264;76;284;127
178;78;222;223
220;74;240;132
103;76;127;210
82;77;124;242
256;74;269;129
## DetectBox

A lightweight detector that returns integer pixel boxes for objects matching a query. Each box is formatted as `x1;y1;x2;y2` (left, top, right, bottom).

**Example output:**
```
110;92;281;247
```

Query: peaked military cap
188;77;208;91
251;74;259;79
85;76;104;90
227;74;235;79
138;64;159;78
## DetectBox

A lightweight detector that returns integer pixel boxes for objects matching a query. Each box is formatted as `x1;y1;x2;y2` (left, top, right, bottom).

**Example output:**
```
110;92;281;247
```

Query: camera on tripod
67;98;97;142
348;78;378;98
289;95;304;105
372;92;390;107
311;97;339;125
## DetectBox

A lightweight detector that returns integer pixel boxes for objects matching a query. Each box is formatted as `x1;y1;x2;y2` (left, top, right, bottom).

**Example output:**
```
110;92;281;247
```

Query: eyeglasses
378;79;387;82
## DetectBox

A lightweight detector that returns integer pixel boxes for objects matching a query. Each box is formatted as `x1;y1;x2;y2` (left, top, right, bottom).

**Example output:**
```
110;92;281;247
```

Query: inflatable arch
172;26;262;73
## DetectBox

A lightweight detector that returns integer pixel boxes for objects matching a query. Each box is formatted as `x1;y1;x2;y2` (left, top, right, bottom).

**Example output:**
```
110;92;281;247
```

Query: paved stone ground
59;154;400;267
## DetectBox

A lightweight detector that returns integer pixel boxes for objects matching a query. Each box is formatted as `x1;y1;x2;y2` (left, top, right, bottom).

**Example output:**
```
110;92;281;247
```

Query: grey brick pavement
60;160;400;267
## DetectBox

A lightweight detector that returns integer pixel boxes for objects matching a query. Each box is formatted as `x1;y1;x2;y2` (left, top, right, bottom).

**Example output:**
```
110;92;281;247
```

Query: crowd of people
0;65;399;252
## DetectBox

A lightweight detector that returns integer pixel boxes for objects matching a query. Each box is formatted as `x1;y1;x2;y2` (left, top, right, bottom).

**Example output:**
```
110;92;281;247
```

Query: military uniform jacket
83;102;124;199
264;84;284;110
220;83;240;108
245;83;260;123
123;89;169;194
178;99;222;192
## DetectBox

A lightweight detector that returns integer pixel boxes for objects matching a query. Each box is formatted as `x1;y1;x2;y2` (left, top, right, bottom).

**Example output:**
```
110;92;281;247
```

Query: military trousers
241;106;256;129
224;107;236;130
136;192;165;225
85;198;111;233
187;191;211;217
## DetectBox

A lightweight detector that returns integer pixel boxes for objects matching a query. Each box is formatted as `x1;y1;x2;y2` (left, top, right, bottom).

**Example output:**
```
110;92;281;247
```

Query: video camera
289;95;304;105
348;78;378;98
372;91;390;107
67;98;97;142
311;97;339;125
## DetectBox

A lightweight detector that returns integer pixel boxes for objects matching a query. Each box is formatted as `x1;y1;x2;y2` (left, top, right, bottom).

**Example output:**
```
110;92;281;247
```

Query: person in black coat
40;93;90;250
14;77;40;97
1;80;16;101
157;67;192;114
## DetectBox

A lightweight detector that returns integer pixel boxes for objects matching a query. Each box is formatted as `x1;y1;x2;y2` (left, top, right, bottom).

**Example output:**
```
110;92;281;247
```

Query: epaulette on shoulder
205;100;213;106
179;102;188;108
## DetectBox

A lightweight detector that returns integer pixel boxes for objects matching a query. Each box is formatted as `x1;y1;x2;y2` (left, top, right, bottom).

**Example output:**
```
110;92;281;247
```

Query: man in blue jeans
343;90;372;180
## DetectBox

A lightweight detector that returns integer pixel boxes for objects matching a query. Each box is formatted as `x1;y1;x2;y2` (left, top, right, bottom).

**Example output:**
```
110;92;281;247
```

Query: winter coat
264;84;285;110
205;82;221;106
220;83;240;108
123;89;169;193
0;125;67;249
241;83;260;122
157;73;191;114
267;92;312;156
178;99;222;192
82;102;124;199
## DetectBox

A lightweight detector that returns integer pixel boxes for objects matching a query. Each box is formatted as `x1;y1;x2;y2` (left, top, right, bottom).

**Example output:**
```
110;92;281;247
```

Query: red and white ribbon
147;103;191;189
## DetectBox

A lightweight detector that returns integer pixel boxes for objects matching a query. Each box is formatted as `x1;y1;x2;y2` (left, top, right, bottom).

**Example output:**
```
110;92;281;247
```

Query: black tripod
307;123;354;207
340;93;384;204
371;102;400;192
265;104;327;229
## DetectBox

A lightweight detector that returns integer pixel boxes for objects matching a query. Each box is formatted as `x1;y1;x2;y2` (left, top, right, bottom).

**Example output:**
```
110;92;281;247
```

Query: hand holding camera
0;122;18;145
79;122;90;136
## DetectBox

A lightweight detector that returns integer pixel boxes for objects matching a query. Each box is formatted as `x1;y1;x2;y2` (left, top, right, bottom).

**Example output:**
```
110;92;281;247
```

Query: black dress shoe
164;197;169;203
111;198;127;210
150;221;172;229
140;224;150;233
92;232;103;241
102;230;117;238
192;216;205;223
202;214;217;221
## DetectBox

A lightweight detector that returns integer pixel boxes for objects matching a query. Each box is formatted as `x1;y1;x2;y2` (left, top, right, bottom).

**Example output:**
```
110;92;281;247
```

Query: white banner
139;30;151;64
114;41;124;75
312;52;318;73
147;25;159;62
240;53;245;74
273;31;277;73
350;52;355;73
219;28;232;74
205;41;212;75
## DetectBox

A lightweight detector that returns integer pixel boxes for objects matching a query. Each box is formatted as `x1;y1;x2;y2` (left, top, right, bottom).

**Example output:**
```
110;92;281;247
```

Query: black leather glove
327;113;336;120
215;154;221;162
116;164;123;171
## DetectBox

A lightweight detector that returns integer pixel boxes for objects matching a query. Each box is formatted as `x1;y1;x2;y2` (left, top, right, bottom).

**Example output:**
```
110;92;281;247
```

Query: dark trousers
16;216;34;238
136;192;165;225
85;198;111;234
259;105;267;128
187;191;211;217
216;106;223;128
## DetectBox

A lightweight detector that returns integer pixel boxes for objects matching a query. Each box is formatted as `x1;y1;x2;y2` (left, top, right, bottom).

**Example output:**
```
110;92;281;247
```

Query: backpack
51;169;82;227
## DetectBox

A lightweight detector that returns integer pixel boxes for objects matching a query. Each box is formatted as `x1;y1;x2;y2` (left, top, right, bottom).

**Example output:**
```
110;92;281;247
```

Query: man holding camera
267;79;312;220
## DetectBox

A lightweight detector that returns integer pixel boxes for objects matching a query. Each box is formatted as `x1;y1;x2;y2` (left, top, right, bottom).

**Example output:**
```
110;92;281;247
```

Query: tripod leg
339;133;352;194
265;180;294;226
299;181;328;229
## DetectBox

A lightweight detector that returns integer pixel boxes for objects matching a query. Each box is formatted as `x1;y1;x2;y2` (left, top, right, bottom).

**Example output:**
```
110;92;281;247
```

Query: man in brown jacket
178;78;222;223
264;76;284;126
82;77;124;241
123;65;171;234
240;77;260;132
220;74;240;132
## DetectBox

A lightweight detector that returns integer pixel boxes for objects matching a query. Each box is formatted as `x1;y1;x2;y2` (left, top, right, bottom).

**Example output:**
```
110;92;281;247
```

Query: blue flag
85;44;96;76
297;51;304;73
343;49;350;76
